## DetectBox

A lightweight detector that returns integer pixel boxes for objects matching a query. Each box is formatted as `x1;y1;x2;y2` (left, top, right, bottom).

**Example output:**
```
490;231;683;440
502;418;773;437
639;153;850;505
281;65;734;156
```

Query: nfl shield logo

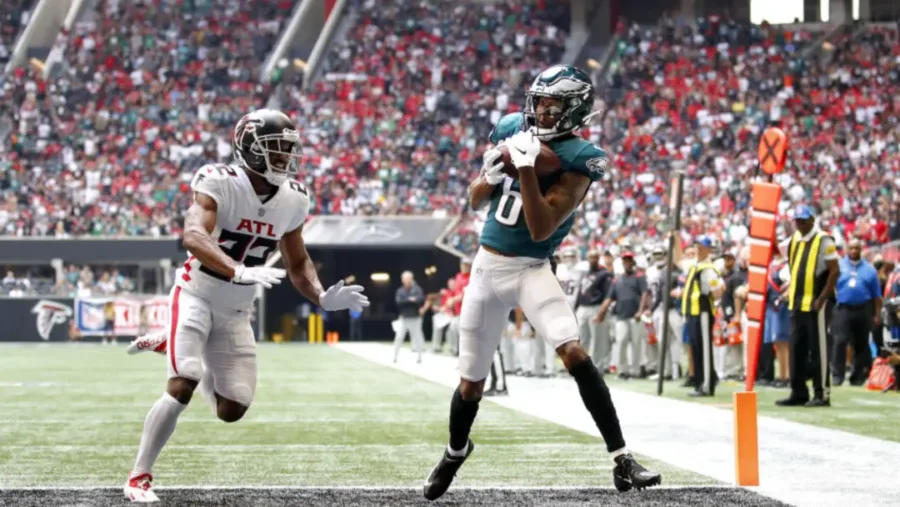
258;209;265;217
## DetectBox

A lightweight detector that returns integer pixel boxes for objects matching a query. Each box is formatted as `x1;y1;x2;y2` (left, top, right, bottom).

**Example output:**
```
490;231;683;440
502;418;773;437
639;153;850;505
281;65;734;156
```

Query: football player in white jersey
124;109;369;503
530;249;583;376
558;248;585;309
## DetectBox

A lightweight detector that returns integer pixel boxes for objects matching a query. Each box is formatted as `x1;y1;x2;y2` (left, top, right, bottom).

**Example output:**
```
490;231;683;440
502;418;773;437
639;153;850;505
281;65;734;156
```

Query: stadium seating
1;0;297;237
0;0;33;68
275;0;571;216
448;19;900;256
2;3;899;268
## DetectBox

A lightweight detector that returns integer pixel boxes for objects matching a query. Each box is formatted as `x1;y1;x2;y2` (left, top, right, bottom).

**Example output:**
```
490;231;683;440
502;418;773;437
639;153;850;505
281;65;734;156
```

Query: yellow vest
787;230;829;312
681;261;718;316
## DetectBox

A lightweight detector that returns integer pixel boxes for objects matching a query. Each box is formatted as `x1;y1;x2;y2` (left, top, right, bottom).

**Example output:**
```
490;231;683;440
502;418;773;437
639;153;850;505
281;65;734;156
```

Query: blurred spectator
0;1;33;68
1;0;296;237
50;265;137;296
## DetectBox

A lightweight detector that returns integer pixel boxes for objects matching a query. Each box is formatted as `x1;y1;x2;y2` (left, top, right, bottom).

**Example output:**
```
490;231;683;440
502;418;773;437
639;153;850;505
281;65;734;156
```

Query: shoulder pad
489;112;526;144
196;164;239;180
191;164;238;204
567;141;609;181
283;179;313;226
285;179;310;198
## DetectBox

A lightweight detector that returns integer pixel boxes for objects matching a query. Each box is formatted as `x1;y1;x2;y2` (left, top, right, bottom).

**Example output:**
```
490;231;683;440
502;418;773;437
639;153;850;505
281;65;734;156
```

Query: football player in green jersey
424;66;661;500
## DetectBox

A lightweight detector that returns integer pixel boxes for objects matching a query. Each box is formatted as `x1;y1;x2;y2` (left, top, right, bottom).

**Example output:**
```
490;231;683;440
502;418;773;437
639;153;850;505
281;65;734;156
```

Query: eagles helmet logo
586;157;608;174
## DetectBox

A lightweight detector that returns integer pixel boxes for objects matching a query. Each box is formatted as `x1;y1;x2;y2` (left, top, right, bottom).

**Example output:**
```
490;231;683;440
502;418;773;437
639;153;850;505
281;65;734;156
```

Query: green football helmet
525;65;597;140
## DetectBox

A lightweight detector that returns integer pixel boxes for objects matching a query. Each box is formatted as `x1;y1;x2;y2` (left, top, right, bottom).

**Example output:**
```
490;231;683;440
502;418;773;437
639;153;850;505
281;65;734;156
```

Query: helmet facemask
238;129;302;187
524;67;600;141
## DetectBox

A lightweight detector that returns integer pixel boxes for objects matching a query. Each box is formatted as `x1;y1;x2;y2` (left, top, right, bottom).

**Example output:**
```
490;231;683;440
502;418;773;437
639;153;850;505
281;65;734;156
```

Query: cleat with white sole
124;472;159;503
127;332;167;356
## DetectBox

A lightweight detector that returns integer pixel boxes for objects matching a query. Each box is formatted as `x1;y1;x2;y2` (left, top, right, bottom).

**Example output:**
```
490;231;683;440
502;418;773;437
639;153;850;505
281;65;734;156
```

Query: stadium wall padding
0;296;262;342
0;239;185;264
0;298;74;342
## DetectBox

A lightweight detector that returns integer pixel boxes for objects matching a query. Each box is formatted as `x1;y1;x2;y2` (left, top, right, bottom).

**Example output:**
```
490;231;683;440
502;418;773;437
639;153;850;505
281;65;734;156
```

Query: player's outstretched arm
502;126;592;241
280;226;370;312
182;193;238;279
279;226;326;304
519;170;591;242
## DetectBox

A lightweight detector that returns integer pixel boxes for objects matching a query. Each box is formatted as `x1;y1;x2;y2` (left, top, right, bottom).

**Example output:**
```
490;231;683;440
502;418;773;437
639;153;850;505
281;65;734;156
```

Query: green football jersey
479;112;608;259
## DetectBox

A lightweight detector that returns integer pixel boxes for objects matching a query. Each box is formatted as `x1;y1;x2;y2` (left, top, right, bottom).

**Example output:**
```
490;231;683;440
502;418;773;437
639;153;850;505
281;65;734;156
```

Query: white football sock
610;447;629;460
132;393;187;476
446;441;468;458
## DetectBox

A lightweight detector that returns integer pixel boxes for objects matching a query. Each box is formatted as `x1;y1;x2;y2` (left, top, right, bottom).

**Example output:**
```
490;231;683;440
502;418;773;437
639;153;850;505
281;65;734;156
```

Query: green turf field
605;375;900;442
0;343;712;489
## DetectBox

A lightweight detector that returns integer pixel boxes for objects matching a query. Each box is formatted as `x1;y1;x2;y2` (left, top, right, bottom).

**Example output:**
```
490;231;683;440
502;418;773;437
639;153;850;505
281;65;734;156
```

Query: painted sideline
335;342;900;507
0;485;737;491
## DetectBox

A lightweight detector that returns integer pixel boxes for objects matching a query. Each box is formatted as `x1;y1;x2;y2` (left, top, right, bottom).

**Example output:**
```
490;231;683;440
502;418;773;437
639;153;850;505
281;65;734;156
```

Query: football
497;143;562;179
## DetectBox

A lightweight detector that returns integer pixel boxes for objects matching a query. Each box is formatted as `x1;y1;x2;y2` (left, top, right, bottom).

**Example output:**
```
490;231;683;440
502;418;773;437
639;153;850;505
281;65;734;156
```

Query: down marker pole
734;126;787;487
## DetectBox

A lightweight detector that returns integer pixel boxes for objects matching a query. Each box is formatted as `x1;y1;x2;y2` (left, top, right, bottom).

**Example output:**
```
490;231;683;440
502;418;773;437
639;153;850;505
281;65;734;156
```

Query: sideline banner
0;298;74;342
75;296;170;337
1;294;260;342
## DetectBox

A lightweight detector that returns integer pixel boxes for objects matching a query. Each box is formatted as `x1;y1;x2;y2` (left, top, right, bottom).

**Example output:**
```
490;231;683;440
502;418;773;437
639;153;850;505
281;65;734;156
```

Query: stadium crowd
1;0;295;237
1;2;899;255
0;264;136;296
451;18;900;257
273;0;571;216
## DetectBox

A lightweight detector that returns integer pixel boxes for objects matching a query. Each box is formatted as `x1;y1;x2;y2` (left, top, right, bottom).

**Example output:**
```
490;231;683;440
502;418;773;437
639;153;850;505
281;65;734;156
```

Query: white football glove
481;147;505;185
232;264;286;289
318;280;370;313
506;131;540;169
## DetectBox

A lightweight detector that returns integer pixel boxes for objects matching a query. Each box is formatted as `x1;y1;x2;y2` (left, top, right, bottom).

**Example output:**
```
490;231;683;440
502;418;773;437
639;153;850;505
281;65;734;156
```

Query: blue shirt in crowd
835;257;881;305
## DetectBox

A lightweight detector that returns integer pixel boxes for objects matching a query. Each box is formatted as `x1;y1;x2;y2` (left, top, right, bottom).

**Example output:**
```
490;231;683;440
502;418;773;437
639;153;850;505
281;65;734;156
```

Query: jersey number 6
495;179;523;226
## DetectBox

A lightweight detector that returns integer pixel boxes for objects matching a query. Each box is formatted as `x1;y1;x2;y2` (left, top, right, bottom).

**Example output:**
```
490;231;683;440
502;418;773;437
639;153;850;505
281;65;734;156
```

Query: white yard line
2;443;589;452
336;342;900;507
0;401;425;409
0;484;736;491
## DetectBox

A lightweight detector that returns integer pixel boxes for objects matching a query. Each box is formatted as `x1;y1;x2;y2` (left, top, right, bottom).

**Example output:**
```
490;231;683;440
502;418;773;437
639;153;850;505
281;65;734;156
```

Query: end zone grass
0;344;710;489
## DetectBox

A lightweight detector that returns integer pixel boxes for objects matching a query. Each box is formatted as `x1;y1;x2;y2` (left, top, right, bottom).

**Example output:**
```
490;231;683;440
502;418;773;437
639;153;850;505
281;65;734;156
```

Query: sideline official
681;236;724;397
576;250;614;371
776;205;840;407
832;239;881;386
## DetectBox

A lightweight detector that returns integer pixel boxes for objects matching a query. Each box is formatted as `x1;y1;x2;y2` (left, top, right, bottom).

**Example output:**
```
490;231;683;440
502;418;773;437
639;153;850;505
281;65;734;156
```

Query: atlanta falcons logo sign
31;300;73;341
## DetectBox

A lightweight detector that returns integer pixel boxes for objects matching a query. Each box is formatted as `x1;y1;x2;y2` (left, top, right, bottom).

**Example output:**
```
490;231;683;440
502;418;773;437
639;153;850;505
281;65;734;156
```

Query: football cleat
127;332;167;355
423;439;474;501
124;472;159;503
613;454;662;492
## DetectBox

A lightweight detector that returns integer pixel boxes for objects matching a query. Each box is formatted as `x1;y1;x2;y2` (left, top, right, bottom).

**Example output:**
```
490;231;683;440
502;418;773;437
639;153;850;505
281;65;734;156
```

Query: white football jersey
175;163;310;310
556;263;585;309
